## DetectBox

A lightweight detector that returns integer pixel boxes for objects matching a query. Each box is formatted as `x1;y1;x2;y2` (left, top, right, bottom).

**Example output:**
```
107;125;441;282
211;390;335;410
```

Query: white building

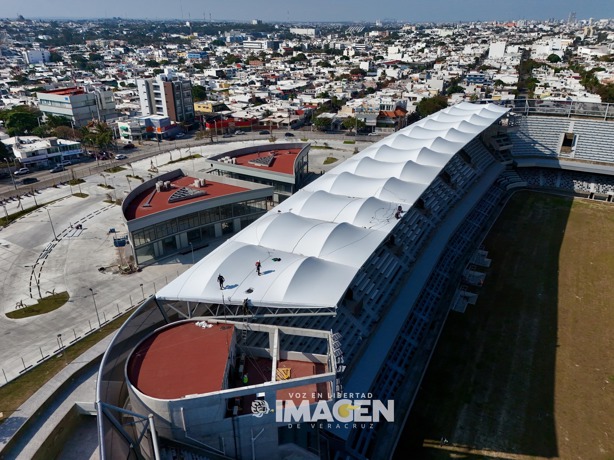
36;87;117;127
137;69;194;123
1;136;82;167
488;42;507;59
23;49;50;64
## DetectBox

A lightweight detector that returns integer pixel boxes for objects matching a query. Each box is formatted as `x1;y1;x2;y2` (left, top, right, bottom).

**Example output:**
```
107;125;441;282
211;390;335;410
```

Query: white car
115;154;128;160
13;167;30;176
368;132;379;136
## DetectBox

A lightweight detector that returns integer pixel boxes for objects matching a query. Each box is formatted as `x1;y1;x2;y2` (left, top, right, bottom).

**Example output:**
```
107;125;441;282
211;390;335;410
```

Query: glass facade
131;199;268;265
212;170;295;197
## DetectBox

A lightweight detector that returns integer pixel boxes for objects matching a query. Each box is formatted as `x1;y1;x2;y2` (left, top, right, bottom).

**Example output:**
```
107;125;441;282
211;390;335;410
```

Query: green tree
0;106;42;136
446;84;465;95
82;121;114;151
192;85;207;101
342;117;366;132
597;83;614;103
223;54;241;65
49;51;63;63
0;140;10;161
313;117;332;131
416;95;449;118
71;53;88;70
31;125;50;138
547;53;561;63
53;125;81;140
289;53;307;63
45;114;72;129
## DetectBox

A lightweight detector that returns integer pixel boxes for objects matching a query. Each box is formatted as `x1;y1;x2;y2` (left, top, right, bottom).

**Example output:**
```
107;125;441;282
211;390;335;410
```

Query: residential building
137;70;195;124
36;87;117;127
23;49;50;64
1;135;83;167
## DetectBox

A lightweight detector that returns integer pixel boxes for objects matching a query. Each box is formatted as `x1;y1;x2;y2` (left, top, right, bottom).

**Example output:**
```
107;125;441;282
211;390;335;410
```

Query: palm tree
82;121;114;153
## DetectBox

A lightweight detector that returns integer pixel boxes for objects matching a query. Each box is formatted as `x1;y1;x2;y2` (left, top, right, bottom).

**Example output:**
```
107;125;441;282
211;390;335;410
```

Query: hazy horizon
2;0;613;24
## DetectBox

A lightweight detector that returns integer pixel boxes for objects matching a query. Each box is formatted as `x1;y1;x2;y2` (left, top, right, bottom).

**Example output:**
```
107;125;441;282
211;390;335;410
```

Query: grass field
400;191;614;459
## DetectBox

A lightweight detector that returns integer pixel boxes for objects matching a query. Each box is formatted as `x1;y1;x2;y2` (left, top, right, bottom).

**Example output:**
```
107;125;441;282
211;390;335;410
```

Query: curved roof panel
343;157;440;184
156;102;509;309
277;191;398;229
386;134;434;150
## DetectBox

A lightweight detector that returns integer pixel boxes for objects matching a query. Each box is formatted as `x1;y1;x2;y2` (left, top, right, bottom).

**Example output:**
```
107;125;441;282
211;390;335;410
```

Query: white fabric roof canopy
156;102;509;309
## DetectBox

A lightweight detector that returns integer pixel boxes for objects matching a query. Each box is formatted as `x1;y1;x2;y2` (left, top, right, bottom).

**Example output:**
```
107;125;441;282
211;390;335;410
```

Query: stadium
96;100;614;459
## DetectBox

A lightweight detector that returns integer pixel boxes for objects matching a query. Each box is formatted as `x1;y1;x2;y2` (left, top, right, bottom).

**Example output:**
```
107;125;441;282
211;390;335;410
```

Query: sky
2;0;613;23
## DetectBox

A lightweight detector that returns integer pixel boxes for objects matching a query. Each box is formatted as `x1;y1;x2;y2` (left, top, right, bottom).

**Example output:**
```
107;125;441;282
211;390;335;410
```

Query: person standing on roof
218;274;225;289
255;260;262;276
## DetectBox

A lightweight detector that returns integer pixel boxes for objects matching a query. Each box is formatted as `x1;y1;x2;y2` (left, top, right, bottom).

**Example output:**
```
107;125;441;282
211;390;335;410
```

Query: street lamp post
110;178;117;201
4;159;17;191
189;242;194;264
45;207;57;240
140;283;145;300
89;288;101;328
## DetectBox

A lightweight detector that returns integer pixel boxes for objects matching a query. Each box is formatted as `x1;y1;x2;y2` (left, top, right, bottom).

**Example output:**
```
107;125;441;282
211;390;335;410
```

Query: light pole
45;207;57;240
110;177;117;201
140;283;145;300
89;288;101;328
189;242;194;264
57;333;64;350
4;159;17;191
24;264;41;298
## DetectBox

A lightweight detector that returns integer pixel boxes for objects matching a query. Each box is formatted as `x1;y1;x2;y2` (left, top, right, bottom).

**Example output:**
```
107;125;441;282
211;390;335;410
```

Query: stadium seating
509;116;571;157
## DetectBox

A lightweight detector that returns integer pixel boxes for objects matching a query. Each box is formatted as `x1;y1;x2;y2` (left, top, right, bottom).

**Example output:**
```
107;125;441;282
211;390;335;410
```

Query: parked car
368;132;379;136
13;167;30;176
122;143;136;150
234;130;245;135
259;130;270;135
222;133;233;138
115;154;128;160
284;132;295;137
50;165;65;173
21;177;38;185
61;160;72;166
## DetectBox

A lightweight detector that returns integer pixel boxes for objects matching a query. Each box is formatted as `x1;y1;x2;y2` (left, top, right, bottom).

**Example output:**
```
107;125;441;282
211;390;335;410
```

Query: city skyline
2;0;614;23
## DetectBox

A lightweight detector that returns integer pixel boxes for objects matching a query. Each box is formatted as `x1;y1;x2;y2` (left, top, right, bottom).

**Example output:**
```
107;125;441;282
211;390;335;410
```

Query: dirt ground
398;191;614;460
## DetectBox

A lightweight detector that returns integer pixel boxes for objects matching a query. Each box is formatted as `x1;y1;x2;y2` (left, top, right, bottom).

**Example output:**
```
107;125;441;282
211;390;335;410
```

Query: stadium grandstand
96;100;614;460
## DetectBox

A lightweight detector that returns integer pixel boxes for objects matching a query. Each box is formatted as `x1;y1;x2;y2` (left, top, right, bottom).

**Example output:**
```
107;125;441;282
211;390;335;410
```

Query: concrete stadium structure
96;100;614;460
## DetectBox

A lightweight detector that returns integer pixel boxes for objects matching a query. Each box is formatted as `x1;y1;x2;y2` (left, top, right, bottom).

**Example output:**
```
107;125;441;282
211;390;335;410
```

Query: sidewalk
0;333;112;459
